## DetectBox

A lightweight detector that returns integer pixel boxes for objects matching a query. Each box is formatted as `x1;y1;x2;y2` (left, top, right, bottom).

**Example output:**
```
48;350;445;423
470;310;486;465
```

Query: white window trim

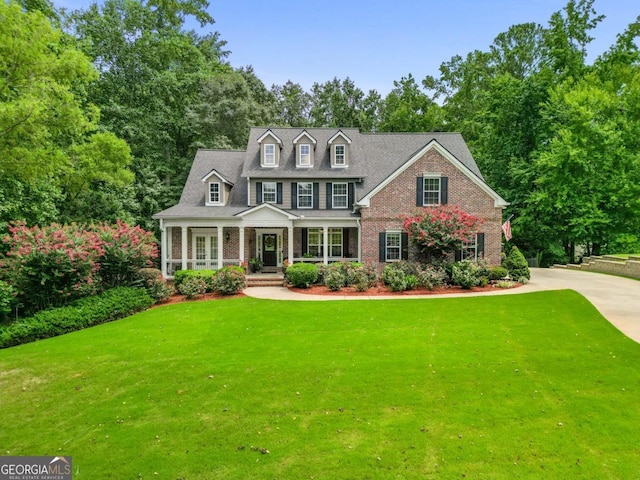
332;182;348;209
385;230;402;262
262;182;277;203
422;174;441;206
207;182;222;205
461;234;478;261
298;182;313;209
298;144;311;167
191;232;218;270
334;144;346;166
307;228;343;257
263;143;276;167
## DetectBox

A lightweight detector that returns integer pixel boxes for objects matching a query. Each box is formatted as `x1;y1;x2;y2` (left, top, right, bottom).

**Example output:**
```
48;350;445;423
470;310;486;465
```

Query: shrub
416;264;447;290
451;260;480;289
0;280;15;319
177;277;208;299
0;287;153;349
382;265;407;292
405;274;418;290
351;270;371;292
213;266;246;295
488;265;509;281
503;246;530;280
286;263;319;288
93;221;158;288
173;269;216;291
137;268;174;303
325;269;346;291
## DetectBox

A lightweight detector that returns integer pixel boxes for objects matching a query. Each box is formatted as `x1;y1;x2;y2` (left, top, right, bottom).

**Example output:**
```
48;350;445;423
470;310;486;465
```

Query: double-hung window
264;144;276;166
262;182;277;203
307;228;322;257
332;182;348;208
209;182;221;204
461;234;478;260
329;228;343;257
307;228;343;257
334;145;345;165
298;182;313;208
423;176;441;205
385;232;401;261
299;144;311;166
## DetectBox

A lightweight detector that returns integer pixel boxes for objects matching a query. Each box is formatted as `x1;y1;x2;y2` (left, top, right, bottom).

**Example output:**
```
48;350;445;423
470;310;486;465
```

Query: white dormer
257;129;283;167
202;169;234;206
327;130;352;168
293;130;317;168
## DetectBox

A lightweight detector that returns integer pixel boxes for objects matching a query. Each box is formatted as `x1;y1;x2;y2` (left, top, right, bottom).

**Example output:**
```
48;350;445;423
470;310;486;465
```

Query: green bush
382;265;407;292
351;270;371;292
0;280;15;319
173;269;216;291
286;263;319;288
0;287;153;349
213;266;246;295
451;260;480;289
416;265;447;290
137;268;174;303
325;269;346;291
488;265;509;281
503;246;530;280
177;277;208;299
405;274;418;290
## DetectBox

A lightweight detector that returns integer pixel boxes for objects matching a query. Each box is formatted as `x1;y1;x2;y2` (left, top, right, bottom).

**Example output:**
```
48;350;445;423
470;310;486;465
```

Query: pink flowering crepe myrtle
401;205;484;261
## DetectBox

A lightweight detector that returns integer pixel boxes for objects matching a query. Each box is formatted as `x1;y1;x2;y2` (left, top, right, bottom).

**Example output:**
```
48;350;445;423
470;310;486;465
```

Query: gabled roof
256;129;282;145
327;130;352;145
358;140;508;208
235;202;299;220
292;129;317;146
201;168;234;186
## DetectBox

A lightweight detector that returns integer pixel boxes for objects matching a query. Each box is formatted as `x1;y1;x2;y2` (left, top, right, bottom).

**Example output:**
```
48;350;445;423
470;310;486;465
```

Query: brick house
153;127;508;276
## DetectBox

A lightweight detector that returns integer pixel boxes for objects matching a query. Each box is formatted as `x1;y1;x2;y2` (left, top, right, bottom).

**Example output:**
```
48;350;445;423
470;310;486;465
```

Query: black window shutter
441;177;448;205
313;182;319;209
348;182;355;208
291;183;297;209
401;232;409;260
477;233;485;258
379;232;386;262
416;177;423;206
301;228;308;254
343;228;350;257
276;183;283;204
455;249;462;262
326;183;333;209
256;182;262;204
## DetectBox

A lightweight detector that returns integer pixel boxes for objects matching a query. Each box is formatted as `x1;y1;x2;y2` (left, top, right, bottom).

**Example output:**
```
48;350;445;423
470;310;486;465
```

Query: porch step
246;274;286;288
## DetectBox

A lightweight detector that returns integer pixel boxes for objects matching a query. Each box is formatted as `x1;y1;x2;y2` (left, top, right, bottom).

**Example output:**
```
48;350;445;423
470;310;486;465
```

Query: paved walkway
244;268;640;343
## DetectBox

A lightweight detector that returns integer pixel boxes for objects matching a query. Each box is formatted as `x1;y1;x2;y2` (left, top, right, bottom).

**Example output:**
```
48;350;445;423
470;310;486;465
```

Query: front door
262;234;277;267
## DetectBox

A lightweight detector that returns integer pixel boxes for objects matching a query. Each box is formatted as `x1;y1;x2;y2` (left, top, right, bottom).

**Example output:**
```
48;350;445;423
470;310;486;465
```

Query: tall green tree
271;81;312;127
379;74;443;132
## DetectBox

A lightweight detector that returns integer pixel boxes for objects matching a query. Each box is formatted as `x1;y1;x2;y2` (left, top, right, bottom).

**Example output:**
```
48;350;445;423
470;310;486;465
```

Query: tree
271;81;312;127
379;74;444;132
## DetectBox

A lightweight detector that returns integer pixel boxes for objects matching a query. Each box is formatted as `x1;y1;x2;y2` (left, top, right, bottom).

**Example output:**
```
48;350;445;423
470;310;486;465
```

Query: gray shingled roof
154;127;488;219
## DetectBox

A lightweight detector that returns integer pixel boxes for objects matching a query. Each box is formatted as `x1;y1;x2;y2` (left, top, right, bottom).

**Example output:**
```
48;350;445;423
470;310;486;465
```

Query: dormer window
209;182;221;204
334;145;346;165
257;129;282;167
293;130;317;168
299;144;311;166
264;144;276;166
328;130;351;168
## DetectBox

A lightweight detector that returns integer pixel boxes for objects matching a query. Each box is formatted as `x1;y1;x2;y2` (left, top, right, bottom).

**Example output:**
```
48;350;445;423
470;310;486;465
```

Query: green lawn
1;291;639;479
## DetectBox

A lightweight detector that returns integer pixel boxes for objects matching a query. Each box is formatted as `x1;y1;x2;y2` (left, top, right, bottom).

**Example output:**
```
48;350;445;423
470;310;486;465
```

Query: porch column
239;227;245;263
160;220;167;277
181;226;188;270
357;223;362;262
322;226;329;265
287;226;294;264
217;227;224;269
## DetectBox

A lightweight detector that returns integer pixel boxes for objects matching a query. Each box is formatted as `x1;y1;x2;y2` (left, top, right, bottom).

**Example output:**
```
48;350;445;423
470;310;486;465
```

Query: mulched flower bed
288;282;521;296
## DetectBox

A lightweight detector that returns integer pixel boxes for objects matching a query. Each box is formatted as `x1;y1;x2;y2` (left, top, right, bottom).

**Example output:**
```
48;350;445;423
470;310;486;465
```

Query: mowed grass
1;291;639;479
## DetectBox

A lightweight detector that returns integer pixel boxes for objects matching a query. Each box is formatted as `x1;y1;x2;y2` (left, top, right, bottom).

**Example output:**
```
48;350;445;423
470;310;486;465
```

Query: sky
57;0;639;96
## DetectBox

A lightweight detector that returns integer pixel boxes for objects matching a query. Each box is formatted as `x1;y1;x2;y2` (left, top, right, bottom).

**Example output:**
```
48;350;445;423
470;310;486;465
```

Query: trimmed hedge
286;263;319;288
0;287;154;349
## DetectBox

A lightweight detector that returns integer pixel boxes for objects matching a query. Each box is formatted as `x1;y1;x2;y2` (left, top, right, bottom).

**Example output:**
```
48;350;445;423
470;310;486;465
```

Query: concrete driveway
245;268;640;343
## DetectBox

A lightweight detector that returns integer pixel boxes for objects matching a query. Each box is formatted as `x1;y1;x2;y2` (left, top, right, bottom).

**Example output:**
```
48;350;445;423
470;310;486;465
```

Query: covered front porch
158;205;360;277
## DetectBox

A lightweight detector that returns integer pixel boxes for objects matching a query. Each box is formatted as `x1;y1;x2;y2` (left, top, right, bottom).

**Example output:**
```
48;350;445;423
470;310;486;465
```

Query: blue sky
57;0;639;95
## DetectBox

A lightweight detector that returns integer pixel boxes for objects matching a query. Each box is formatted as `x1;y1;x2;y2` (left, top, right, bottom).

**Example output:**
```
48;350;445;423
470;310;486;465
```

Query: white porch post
181;226;188;270
322;226;329;265
288;225;294;263
217;227;224;269
160;220;167;277
357;222;362;262
239;227;245;263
